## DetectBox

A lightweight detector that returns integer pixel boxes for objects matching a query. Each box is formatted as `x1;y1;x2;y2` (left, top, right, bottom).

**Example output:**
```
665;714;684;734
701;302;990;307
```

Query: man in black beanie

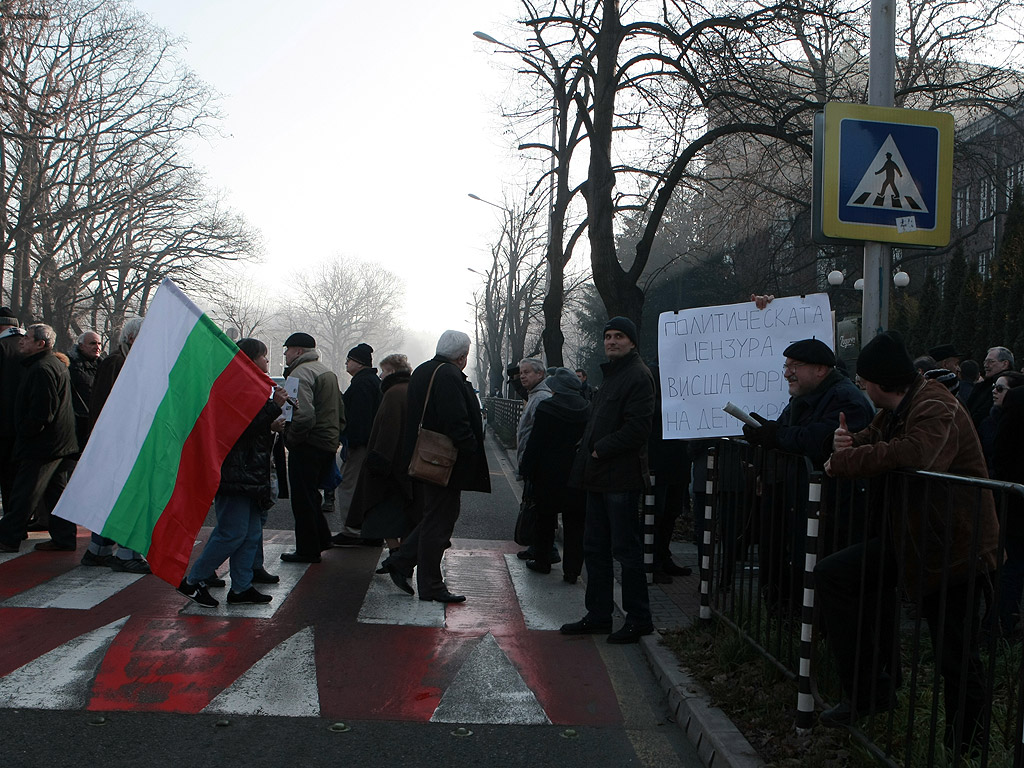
817;331;999;751
332;342;383;546
561;316;656;644
741;337;873;611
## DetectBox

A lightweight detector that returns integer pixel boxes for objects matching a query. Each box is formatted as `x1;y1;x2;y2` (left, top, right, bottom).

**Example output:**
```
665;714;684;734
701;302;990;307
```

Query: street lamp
827;270;844;287
893;271;910;288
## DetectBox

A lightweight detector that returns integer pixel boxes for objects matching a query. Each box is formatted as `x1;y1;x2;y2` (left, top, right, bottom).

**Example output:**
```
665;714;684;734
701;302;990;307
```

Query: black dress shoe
663;561;692;577
562;573;579;585
384;563;414;595
516;547;536;560
281;552;321;563
607;622;655;644
561;616;613;635
420;590;466;603
525;560;551;574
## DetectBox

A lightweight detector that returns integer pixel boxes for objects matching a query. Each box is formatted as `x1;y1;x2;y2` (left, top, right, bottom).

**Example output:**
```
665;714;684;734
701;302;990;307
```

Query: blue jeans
189;494;262;592
583;491;651;626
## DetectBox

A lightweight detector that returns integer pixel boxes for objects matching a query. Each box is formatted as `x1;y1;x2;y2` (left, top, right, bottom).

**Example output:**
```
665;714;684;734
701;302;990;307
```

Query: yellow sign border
822;103;953;246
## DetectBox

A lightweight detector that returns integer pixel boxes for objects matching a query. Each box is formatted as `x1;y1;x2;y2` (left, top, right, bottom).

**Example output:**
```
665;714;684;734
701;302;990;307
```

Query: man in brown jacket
818;332;999;752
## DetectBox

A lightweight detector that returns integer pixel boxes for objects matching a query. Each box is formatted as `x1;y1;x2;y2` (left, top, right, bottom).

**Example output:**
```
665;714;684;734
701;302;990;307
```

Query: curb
489;429;762;766
641;635;765;768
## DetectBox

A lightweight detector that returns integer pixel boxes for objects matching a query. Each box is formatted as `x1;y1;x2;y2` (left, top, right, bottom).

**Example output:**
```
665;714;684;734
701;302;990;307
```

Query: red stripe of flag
148;355;271;585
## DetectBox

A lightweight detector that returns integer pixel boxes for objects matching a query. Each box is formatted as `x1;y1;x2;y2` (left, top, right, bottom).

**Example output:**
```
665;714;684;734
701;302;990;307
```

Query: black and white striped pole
699;449;716;622
795;475;822;732
644;474;656;584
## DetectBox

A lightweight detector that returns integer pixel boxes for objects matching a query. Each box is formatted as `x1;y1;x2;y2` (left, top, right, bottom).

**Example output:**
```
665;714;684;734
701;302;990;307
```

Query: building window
978;249;993;278
934;264;947;297
1009;161;1024;202
979;178;995;220
955;186;971;228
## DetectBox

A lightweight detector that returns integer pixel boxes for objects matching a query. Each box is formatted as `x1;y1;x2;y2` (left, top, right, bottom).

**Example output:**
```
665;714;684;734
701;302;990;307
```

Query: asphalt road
0;435;703;768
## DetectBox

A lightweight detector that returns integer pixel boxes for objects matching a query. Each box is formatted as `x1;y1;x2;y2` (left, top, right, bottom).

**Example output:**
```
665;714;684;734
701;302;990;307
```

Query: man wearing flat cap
742;337;873;610
561;316;657;644
928;343;963;377
818;331;998;746
332;342;383;546
280;332;346;562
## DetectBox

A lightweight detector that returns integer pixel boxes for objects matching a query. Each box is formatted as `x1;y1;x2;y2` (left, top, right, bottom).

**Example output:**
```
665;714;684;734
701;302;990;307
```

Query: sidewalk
493;433;763;768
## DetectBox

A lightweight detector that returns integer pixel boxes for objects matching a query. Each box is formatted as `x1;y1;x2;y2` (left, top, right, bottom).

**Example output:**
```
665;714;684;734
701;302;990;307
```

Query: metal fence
699;438;1024;768
483;397;523;448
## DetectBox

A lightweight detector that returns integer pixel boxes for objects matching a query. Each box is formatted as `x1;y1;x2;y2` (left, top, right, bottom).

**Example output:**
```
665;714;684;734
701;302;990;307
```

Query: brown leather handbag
407;364;458;486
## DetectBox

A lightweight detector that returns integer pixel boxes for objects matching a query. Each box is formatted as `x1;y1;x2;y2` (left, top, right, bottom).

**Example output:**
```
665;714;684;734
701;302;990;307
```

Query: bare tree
283;255;405;372
1;0;258;345
501;0;1024;331
470;188;548;391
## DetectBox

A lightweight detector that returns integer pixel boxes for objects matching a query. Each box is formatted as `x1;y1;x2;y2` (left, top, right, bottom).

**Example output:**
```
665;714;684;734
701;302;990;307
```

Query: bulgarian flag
53;279;273;586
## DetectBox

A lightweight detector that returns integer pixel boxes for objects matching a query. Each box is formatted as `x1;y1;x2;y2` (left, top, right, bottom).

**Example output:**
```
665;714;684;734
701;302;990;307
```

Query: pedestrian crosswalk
0;531;618;726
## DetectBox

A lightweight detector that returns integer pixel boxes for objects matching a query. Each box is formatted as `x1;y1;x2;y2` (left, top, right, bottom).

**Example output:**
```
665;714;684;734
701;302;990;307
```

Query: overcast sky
130;0;526;357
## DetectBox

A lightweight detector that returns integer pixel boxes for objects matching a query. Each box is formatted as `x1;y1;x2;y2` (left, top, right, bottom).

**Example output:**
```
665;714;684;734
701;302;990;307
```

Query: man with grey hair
0;324;79;552
80;317;151;571
381;330;491;602
68;330;103;450
966;345;1015;431
514;357;559;563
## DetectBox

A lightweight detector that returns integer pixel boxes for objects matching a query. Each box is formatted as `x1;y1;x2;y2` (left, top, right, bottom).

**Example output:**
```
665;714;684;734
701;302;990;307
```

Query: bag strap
418;362;448;430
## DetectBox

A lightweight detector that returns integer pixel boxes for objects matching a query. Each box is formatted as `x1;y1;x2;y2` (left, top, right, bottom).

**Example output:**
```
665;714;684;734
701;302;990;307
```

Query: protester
742;336;874;609
0;325;79;553
281;332;345;563
966;346;1014;431
575;368;593;400
0;307;26;513
561;316;656;644
332;342;383;546
519;367;589;580
819;331;999;753
647;364;692;584
979;370;1024;474
381;330;490;602
957;359;981;406
515;357;559;564
992;381;1024;639
352;353;416;558
82;318;151;572
177;338;287;608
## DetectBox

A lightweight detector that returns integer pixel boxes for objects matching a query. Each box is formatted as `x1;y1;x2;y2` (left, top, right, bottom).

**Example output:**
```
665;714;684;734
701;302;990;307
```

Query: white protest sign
658;294;834;439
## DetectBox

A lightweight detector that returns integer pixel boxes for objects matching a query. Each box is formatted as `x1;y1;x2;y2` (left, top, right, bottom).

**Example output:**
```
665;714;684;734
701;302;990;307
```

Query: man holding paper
741;337;873;610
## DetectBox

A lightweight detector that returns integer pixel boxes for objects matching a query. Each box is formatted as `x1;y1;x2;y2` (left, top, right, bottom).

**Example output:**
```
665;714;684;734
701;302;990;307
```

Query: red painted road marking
0;528;625;724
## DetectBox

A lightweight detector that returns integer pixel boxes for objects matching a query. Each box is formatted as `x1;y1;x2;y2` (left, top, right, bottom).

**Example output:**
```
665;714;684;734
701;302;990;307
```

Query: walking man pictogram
875;152;902;201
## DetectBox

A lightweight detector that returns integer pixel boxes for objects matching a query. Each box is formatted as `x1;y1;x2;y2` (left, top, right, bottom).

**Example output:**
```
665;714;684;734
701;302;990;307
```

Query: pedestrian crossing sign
820;103;953;246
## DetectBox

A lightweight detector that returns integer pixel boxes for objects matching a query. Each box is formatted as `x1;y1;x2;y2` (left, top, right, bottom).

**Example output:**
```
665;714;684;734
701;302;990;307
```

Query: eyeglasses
782;362;806;374
993;384;1008;393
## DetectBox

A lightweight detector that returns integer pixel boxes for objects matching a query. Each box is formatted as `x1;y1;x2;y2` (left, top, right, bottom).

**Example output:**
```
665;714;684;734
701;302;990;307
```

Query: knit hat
0;307;17;327
856;332;916;388
783;338;836;367
347;342;373;367
924;368;960;396
546;367;583;395
603;316;638;346
283;332;316;349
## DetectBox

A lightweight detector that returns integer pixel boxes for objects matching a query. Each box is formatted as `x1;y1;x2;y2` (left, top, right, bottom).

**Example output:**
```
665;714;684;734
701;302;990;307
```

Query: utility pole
861;0;896;346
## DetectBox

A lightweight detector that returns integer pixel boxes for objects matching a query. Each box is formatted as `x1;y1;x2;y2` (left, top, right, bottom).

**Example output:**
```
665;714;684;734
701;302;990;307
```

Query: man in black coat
68;331;103;451
519;368;590;581
966;346;1013;431
742;338;874;610
0;324;79;552
332;342;383;545
382;330;490;602
562;317;656;644
0;307;26;514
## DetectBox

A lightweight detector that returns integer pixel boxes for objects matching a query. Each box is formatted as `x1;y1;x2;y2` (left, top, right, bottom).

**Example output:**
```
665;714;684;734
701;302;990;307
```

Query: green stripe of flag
101;314;236;551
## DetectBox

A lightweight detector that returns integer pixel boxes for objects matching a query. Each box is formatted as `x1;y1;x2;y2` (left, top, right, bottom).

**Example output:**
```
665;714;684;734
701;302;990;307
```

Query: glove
742;414;780;449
